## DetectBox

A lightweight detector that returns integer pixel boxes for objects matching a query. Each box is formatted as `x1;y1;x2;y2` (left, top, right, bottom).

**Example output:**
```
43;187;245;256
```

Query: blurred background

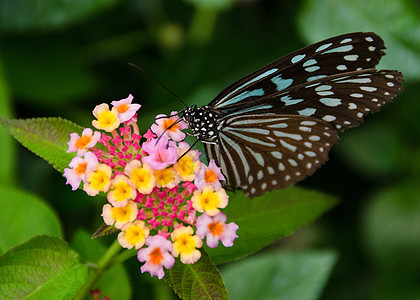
1;0;420;299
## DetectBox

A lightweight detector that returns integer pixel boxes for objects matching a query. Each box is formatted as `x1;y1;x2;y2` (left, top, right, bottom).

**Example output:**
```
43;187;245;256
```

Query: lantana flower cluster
64;95;238;279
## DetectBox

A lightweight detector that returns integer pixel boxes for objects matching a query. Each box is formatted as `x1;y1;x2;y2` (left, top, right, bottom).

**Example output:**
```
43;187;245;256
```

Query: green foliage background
1;0;420;299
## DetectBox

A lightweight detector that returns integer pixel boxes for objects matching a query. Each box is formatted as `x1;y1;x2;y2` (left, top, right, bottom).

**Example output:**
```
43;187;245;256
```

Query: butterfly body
180;32;404;198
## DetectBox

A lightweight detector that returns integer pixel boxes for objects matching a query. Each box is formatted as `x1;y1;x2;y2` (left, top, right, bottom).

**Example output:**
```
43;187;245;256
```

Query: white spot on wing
315;85;332;91
340;38;352;44
298;108;317;116
271;151;283;159
309;135;320;141
305;66;320;72
315;42;332;52
323;45;353;54
271;75;294;91
322;115;336;122
280;139;297;152
301;121;316;126
360;86;377;92
299;126;312;132
273;131;303;140
348;103;357;110
303;59;317;67
288;159;298;167
307;75;327;82
320;98;342;107
291;54;306;64
344;54;359;61
336;78;372;84
281;95;304;106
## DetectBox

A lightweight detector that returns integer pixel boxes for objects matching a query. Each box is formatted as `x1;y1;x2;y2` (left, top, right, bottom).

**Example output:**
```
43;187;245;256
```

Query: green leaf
92;223;119;239
0;235;87;299
0;185;62;254
222;249;338;300
71;230;132;300
298;0;420;80
0;0;122;33
165;249;228;300
0;117;84;173
0;57;14;185
207;186;338;265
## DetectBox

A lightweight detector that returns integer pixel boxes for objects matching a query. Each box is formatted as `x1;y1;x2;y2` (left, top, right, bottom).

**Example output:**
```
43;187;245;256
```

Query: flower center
75;135;91;149
112;206;130;221
117;104;129;113
99;111;118;127
204;169;218;183
163;119;178;131
75;162;88;175
208;221;224;237
200;192;219;210
150;248;164;265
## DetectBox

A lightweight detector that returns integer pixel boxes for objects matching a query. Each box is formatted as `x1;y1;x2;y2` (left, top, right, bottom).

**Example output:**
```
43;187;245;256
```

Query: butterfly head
181;105;223;143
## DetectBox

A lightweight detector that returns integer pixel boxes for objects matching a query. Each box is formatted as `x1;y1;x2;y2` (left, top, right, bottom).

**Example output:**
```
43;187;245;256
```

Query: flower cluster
64;95;238;279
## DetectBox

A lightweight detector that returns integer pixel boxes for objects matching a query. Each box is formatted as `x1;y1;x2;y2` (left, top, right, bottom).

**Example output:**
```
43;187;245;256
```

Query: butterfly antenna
178;139;200;161
128;63;188;108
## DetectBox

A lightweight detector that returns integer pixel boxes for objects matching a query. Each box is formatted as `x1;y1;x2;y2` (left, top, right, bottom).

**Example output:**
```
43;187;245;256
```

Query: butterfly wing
197;32;403;197
210;32;387;110
221;69;404;131
205;115;338;198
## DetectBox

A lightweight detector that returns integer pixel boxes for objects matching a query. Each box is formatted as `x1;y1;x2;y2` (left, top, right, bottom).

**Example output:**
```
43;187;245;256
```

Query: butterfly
180;32;404;198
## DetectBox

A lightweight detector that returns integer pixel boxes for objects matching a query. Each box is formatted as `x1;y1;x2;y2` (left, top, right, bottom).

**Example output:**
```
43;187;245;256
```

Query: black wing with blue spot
209;32;386;110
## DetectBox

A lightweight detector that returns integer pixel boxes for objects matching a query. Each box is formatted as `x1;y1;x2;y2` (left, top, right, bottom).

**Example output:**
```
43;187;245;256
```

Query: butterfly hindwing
205;115;338;198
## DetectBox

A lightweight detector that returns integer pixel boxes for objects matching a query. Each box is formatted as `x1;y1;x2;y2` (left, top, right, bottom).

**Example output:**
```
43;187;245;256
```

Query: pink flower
151;111;188;142
63;152;98;190
143;129;156;142
196;212;238;248
111;94;141;123
142;136;177;170
67;128;101;156
194;160;225;191
137;235;175;279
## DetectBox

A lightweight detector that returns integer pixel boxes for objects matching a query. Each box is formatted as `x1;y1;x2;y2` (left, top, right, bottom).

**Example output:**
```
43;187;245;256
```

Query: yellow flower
125;161;156;194
154;167;179;188
107;175;137;207
118;221;150;249
191;185;228;216
92;103;120;132
83;164;112;196
102;201;138;229
171;226;202;264
175;152;200;182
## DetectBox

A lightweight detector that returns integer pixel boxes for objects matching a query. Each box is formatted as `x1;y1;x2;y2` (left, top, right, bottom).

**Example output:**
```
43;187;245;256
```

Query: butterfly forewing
205;115;338;197
262;69;404;131
211;32;387;110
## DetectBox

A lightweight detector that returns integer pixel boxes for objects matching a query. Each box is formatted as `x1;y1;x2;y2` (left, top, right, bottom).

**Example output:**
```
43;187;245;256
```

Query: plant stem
73;239;122;300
